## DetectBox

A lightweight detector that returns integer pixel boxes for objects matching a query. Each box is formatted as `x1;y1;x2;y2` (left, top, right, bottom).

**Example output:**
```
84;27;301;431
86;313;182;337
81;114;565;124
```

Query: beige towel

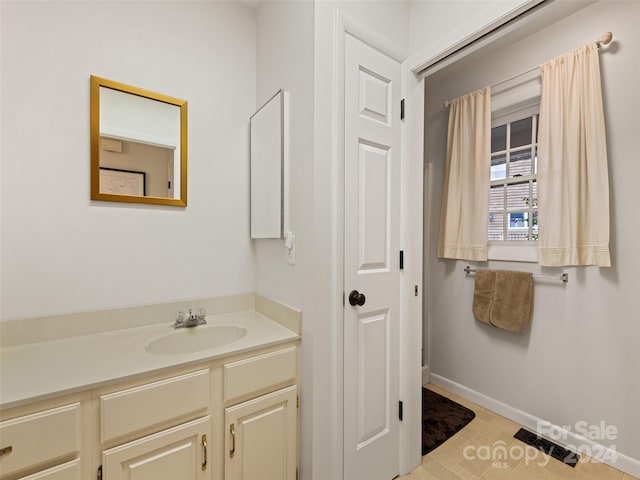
472;269;534;332
490;270;533;332
472;270;496;324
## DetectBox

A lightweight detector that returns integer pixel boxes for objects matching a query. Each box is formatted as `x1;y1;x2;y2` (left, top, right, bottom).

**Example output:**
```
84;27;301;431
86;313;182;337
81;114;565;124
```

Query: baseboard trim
429;374;640;478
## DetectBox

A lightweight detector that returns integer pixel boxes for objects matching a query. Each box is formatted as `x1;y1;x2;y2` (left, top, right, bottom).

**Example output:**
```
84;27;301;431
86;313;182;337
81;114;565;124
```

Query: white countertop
0;310;299;410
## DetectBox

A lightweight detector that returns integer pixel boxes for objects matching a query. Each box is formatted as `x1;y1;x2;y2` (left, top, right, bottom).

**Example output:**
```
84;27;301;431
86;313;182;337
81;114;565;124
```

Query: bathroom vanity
0;308;300;480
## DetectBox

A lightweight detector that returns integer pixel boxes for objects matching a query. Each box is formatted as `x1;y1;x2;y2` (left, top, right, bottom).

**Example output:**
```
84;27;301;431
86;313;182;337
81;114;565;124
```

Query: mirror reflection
90;76;188;206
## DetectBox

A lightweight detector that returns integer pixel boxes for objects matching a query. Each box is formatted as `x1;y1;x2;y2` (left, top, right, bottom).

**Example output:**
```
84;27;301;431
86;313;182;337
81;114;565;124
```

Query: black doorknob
348;290;366;306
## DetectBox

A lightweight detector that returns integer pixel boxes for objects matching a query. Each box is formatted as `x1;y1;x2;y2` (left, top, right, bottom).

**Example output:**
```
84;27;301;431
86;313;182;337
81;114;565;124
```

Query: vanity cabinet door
103;416;211;480
224;386;297;480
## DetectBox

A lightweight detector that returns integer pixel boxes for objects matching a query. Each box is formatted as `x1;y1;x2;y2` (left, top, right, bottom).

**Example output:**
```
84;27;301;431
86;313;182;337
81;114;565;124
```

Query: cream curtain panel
438;87;491;261
537;44;611;267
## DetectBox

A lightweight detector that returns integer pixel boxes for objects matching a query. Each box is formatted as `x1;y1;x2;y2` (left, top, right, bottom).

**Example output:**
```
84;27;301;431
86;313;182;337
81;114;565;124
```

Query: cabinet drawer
17;459;81;480
0;403;80;479
101;369;209;444
224;347;296;404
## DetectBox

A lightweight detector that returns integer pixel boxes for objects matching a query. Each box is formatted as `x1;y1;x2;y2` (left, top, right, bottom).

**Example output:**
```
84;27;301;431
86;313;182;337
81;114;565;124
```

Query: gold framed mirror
90;76;188;206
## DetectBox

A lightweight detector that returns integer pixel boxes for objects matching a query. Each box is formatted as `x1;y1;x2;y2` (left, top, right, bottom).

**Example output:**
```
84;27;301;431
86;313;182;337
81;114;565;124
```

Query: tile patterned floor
399;384;638;480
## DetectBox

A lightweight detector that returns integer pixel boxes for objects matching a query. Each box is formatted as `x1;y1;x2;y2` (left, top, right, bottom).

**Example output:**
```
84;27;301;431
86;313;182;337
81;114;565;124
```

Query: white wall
254;1;314;334
253;1;315;478
424;0;640;468
0;1;257;320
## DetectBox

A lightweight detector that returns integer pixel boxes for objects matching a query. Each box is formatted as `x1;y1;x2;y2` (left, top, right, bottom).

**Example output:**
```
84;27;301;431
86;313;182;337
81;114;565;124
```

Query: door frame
333;10;423;478
327;4;556;479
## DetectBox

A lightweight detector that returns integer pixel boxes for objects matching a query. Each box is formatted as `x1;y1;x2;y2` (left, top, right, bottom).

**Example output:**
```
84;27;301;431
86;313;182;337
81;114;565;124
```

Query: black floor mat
422;387;476;455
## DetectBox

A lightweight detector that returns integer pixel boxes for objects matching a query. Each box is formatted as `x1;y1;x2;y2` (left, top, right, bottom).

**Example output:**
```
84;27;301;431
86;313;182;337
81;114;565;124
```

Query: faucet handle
174;311;186;327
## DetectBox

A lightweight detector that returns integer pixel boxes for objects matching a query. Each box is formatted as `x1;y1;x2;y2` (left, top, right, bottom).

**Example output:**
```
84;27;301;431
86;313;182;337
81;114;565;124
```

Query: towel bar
464;266;568;283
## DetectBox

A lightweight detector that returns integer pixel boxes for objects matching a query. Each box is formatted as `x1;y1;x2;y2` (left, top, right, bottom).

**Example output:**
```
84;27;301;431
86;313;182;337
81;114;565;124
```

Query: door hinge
399;400;403;421
400;98;405;120
399;250;404;270
97;465;103;480
297;394;300;408
296;467;299;480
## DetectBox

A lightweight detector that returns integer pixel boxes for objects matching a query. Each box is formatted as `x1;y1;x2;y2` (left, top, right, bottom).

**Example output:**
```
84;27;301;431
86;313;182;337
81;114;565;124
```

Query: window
487;108;539;262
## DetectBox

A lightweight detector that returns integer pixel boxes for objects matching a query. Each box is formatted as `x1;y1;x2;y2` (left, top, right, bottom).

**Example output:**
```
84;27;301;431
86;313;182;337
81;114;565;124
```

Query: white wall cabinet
224;386;297;480
103;416;211;480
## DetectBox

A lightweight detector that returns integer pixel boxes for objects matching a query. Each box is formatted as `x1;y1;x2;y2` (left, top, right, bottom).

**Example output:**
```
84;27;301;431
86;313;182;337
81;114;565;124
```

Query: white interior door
344;33;401;480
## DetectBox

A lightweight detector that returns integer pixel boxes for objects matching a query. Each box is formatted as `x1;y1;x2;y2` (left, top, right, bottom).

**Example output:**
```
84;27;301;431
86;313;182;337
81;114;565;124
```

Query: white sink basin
145;325;247;355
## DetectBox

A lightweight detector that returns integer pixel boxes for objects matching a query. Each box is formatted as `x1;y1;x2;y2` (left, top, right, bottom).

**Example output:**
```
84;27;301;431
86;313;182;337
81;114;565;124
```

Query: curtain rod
443;31;613;108
464;265;568;283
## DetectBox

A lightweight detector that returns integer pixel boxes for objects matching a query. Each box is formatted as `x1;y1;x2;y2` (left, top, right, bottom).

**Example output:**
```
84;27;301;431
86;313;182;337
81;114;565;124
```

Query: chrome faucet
174;308;207;328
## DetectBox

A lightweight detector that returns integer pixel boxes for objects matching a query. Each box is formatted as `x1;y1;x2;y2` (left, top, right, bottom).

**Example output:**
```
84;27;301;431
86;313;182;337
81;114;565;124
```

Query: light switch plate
286;232;296;265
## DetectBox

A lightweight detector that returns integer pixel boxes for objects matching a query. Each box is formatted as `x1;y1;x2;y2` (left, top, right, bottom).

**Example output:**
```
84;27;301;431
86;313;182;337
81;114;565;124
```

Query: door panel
344;32;401;480
356;309;390;447
358;67;391;125
358;141;390;272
